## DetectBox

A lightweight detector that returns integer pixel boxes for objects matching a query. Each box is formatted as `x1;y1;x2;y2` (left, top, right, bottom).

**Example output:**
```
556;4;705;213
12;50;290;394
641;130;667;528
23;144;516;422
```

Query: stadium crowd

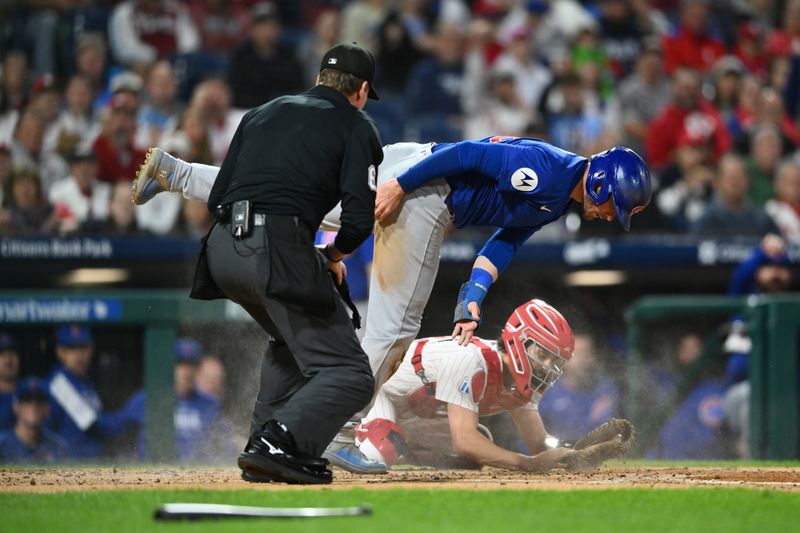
0;0;799;240
1;0;799;464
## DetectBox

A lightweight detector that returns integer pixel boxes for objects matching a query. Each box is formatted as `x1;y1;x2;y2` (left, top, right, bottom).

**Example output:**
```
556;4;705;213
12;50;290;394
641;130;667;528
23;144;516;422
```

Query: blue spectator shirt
0;392;14;431
0;428;68;464
650;380;727;460
538;377;618;441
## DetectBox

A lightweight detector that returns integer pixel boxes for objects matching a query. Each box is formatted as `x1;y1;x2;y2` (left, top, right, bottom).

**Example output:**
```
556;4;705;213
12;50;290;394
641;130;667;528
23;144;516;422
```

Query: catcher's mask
501;299;574;399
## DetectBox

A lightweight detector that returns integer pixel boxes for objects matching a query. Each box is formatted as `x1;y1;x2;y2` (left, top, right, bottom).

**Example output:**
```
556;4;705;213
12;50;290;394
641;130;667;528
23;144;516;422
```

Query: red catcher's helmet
355;418;407;466
500;299;575;401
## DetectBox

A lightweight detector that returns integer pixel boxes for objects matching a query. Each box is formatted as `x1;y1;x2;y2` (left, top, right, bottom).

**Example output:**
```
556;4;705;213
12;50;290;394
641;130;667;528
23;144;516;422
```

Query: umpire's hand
328;260;348;286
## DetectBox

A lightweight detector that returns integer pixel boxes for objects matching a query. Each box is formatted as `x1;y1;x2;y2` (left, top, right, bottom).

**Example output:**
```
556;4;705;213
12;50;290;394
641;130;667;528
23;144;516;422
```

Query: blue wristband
453;268;493;325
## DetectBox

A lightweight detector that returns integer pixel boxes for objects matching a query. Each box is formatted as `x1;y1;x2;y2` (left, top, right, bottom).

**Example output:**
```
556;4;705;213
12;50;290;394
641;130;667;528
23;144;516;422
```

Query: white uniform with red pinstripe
365;336;539;429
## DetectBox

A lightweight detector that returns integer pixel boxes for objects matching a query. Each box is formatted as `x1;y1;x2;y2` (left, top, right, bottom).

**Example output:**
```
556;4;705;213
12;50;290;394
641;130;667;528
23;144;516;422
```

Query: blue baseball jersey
0;428;68;464
396;137;587;272
46;365;133;459
538;377;619;442
125;389;222;462
0;392;14;432
649;380;727;460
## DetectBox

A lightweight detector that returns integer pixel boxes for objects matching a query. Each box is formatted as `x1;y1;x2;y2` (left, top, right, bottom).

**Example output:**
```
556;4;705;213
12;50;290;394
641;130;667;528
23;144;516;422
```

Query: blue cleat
131;147;178;205
323;441;388;474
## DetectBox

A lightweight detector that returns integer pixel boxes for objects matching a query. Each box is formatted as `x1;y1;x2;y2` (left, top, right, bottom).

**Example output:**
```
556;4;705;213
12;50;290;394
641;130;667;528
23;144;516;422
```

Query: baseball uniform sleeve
478;226;537;274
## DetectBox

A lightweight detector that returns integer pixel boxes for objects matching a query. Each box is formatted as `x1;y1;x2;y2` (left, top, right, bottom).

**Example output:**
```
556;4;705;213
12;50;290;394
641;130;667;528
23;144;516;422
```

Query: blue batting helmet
585;147;652;231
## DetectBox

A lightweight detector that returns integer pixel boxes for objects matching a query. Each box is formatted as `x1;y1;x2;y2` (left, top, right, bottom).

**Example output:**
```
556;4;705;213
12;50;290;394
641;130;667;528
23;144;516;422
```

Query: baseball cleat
131;147;178;205
240;469;272;483
323;441;389;474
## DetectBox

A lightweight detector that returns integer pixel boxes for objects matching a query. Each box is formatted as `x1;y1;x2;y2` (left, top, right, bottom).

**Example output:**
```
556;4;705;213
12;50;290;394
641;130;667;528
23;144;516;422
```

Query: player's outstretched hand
519;447;576;473
375;179;405;221
452;302;480;346
328;260;347;285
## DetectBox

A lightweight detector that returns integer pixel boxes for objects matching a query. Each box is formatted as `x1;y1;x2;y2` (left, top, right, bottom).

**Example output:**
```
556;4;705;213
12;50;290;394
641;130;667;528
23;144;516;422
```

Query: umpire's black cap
320;43;380;100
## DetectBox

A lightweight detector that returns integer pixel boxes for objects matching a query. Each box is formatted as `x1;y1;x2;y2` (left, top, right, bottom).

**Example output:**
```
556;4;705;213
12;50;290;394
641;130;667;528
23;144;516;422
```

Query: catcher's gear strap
410;339;435;396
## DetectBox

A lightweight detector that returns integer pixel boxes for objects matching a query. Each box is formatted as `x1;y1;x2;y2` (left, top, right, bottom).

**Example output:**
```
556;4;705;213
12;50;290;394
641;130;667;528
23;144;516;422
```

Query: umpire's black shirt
207;85;383;253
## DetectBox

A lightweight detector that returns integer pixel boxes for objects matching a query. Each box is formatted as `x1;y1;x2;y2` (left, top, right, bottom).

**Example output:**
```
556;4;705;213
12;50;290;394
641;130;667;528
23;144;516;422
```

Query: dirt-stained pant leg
361;142;451;389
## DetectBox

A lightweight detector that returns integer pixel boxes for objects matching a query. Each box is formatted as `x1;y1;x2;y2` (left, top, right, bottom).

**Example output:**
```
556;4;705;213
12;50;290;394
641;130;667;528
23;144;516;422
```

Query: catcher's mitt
563;418;636;472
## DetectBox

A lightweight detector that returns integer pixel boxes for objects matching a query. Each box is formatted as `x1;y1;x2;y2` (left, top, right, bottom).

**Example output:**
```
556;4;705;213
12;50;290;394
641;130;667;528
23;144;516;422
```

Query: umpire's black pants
206;215;374;457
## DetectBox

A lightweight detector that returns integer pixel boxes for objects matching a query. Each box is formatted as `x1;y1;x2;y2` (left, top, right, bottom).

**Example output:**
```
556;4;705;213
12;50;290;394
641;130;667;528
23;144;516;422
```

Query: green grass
1;488;798;533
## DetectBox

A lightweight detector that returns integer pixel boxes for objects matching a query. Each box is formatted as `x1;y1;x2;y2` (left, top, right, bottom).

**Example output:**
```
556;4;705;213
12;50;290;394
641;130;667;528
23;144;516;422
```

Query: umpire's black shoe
238;420;333;484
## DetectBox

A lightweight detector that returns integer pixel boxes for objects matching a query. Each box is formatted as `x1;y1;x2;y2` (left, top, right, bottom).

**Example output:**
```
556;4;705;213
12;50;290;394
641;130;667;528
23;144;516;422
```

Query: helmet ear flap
585;167;610;205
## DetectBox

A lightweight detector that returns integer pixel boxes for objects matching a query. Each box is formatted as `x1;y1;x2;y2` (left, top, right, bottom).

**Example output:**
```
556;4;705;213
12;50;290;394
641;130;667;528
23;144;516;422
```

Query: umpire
191;43;383;484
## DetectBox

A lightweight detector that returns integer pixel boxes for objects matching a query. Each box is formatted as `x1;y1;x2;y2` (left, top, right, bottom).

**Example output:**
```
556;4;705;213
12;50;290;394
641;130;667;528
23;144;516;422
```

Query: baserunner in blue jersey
131;136;651;474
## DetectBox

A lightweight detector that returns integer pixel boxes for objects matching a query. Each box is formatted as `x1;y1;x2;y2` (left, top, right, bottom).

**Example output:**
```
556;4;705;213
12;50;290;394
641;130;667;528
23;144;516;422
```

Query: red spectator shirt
92;135;147;184
766;30;800;57
645;100;732;168
662;30;725;74
131;3;183;59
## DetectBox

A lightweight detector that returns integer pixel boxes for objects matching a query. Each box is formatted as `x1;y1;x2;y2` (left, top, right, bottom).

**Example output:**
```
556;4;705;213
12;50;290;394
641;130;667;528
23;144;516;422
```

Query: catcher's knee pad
355;418;407;466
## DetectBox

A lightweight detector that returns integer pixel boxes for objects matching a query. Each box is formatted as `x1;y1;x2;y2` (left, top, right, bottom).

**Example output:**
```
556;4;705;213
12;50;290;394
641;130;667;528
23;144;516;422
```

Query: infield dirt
2;466;799;493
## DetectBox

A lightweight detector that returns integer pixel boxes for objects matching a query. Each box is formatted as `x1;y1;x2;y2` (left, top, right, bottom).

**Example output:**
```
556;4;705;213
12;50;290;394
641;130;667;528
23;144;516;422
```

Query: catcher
354;299;634;472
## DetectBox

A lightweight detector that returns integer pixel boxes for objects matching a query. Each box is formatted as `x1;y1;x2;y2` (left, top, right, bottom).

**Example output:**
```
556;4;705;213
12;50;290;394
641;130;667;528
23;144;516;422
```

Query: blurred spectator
298;8;342;86
464;70;533;140
662;0;725;75
539;333;618;442
195;355;226;401
492;27;551;111
572;26;615;107
766;0;800;57
655;141;714;232
711;56;745;138
546;73;605;156
595;0;652;79
733;21;769;80
0;378;67;464
175;199;213;239
645;69;731;170
728;234;793;296
227;2;305;109
161;107;214;165
29;76;62;148
9;110;70;191
746;125;783;205
44;75;100;158
405;23;465;142
692;153;779;238
108;0;201;71
74;33;112;110
0;51;29;143
0;145;12;206
135;61;182;150
649;332;728;460
189;78;247;164
735;87;800;156
46;325;135;460
48;149;110;234
92;94;147;184
525;0;597;65
612;38;670;155
8;4;59;77
172;338;222;462
765;160;800;243
374;9;430;96
187;0;252;58
97;182;141;235
0;170;58;237
341;0;390;51
0;333;21;432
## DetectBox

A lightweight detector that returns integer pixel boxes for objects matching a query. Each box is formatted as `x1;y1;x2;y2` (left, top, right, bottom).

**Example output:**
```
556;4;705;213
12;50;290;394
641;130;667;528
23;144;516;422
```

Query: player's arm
452;227;537;345
510;407;550;455
375;141;513;220
448;403;573;472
